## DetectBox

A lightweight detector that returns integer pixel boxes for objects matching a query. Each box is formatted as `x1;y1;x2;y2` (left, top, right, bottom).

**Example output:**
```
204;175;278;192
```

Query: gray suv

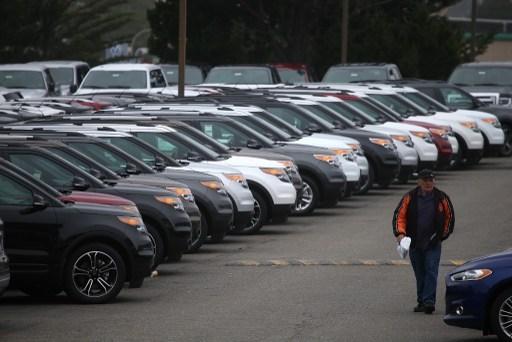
322;63;402;83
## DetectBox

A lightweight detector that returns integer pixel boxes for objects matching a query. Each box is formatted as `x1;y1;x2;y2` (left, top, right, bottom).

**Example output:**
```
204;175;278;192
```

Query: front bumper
444;281;487;331
129;251;154;288
232;209;253;231
270;204;292;222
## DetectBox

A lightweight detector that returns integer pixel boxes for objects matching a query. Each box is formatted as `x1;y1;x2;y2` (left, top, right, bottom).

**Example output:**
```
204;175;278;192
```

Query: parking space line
225;259;467;267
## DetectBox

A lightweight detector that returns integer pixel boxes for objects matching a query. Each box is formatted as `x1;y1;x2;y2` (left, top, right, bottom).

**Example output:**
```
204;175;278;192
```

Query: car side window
0;173;34;206
439;87;474;109
150;70;167;88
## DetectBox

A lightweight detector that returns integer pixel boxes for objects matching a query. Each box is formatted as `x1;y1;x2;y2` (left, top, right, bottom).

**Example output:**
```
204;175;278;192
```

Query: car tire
501;124;512;157
491;287;512;341
292;175;318;216
187;211;207;252
146;223;165;268
209;214;227;243
64;243;126;304
240;189;268;234
167;237;183;262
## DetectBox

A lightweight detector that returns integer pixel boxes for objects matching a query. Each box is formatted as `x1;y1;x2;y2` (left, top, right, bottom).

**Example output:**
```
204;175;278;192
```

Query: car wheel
187;212;207;252
209;214;227;243
491;288;512;341
500;124;512;157
167;237;183;262
240;190;268;234
292;175;318;216
64;243;126;304
146;223;165;268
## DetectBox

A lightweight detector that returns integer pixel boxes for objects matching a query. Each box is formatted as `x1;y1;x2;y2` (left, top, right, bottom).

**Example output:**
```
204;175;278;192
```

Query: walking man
392;169;455;314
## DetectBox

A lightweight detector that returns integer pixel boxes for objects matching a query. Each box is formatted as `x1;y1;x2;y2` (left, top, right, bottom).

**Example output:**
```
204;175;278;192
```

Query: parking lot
0;156;509;341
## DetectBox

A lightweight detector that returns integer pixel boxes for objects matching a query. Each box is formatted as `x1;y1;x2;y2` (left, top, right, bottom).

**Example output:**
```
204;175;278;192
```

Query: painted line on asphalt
225;259;466;267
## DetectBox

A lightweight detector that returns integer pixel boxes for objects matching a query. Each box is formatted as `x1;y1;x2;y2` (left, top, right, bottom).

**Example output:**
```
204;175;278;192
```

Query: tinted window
277;68;308;83
81;70;147;89
439;87;475;109
149;69;167;88
135;132;192;159
77;65;90;85
198;121;254;147
0;173;33;205
103;137;156;167
8;153;75;191
205;67;273;84
48;67;74;86
369;94;417;116
323;67;388;83
66;142;127;174
0;70;45;89
161;65;204;85
45;147;92;173
449;66;512;86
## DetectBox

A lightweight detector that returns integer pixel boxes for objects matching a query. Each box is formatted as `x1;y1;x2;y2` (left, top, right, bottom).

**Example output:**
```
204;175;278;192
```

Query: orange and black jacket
392;187;454;246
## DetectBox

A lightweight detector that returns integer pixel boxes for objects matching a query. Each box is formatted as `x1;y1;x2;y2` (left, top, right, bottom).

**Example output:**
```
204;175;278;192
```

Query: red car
271;63;316;83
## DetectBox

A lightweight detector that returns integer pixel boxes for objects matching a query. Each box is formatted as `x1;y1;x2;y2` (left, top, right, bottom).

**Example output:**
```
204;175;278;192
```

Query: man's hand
397;234;405;243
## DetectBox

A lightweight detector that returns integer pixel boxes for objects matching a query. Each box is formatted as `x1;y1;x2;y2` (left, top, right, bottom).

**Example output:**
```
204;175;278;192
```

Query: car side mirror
154;156;167;172
89;168;104;180
306;124;321;133
246;138;262;149
21;194;48;214
125;163;140;175
186;151;203;162
70;84;78;93
72;176;90;191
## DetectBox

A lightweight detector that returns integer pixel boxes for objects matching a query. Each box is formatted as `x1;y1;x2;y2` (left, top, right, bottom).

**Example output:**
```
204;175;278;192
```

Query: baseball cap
418;169;435;179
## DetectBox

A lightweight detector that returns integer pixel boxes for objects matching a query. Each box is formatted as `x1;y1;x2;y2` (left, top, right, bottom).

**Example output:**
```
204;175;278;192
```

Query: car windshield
205;67;273;84
66;142;128;174
310;102;361;126
369;94;426;116
261;104;334;131
48;67;74;86
401;92;449;112
45;147;93;173
135;131;221;161
251;111;305;137
0;70;45;89
101;137;157;167
235;115;292;141
341;99;382;122
449;66;512;86
323;67;388;83
161;65;204;85
81;70;147;89
439;87;475;109
196;120;274;148
277;68;308;83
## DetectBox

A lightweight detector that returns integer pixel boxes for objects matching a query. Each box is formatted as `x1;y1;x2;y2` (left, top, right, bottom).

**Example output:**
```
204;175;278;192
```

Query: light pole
178;0;187;97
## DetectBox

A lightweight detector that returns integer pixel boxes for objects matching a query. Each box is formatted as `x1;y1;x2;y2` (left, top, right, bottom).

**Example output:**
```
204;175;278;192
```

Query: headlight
313;154;340;167
117;216;147;233
118;205;141;216
460;121;479;132
155;195;185;211
481;118;501;128
390;134;414;148
410;131;434;143
224;173;249;188
200;180;228;194
166;186;195;202
450;269;493;282
347;143;365;156
369;137;396;150
260;167;291;182
330;148;356;161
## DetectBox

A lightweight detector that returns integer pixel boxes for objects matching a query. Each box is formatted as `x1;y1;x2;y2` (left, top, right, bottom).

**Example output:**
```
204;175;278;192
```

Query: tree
147;0;491;79
0;0;132;64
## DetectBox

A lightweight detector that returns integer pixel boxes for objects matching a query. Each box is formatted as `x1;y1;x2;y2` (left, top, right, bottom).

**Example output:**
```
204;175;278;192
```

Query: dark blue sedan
445;249;512;341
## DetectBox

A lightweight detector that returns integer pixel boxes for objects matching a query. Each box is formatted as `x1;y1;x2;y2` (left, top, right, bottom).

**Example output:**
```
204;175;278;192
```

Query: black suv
0;161;153;303
0;138;192;266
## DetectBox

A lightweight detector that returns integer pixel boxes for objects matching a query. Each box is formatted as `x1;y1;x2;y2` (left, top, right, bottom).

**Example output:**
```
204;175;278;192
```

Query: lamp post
178;0;187;97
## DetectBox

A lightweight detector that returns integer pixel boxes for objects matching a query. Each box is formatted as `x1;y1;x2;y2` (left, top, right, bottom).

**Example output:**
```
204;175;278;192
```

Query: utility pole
341;0;349;63
178;0;187;97
470;0;477;60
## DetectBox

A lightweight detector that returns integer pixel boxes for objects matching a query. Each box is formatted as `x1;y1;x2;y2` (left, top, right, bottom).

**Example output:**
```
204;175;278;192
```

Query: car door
0;171;58;276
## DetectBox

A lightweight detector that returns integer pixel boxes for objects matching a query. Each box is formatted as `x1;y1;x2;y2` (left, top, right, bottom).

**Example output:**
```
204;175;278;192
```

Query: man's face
418;177;435;192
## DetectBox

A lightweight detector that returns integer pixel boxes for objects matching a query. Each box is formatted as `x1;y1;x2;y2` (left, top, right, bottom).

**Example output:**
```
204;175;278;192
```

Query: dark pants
409;243;442;306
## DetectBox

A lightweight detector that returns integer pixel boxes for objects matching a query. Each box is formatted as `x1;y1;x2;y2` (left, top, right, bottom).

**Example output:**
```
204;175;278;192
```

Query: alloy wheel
499;295;512;338
72;251;118;298
248;198;261;229
294;183;313;212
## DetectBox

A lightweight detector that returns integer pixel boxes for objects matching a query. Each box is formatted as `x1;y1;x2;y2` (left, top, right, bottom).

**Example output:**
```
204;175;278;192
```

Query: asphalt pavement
2;157;511;341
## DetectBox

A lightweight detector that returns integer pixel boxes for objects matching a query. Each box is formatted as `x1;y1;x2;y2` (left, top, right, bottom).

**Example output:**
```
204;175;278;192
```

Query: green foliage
146;0;492;79
0;0;132;64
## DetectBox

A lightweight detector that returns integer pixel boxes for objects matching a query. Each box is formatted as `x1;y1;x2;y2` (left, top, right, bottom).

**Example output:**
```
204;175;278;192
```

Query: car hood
60;191;135;206
451;249;512;273
156;168;218;181
453;109;496;119
9;89;48;99
209;155;287;168
235;148;294;162
118;174;190;188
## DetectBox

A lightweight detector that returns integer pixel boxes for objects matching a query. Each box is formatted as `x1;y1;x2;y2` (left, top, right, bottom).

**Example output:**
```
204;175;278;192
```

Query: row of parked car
1;59;512;340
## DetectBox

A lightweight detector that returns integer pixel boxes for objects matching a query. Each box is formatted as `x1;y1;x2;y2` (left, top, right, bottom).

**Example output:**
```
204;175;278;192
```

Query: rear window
48;67;74;86
322;67;388;83
0;70;45;89
81;70;147;89
449;66;512;86
161;65;204;85
205;67;273;84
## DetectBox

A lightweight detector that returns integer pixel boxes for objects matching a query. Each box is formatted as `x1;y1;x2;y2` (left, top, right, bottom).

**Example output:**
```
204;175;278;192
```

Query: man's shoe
424;304;435;314
413;303;425;312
